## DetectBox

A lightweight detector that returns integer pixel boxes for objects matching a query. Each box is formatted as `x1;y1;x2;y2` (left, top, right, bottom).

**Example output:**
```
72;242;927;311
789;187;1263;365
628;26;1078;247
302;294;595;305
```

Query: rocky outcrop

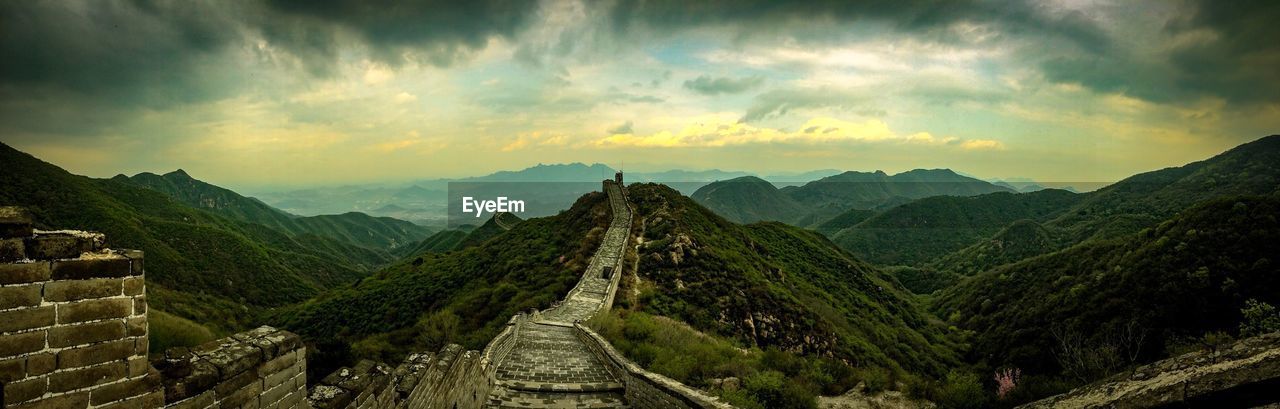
1019;332;1280;408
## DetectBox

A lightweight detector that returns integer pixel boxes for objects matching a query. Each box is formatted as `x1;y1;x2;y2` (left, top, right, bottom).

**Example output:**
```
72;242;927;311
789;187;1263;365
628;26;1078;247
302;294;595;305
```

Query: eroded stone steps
484;388;629;409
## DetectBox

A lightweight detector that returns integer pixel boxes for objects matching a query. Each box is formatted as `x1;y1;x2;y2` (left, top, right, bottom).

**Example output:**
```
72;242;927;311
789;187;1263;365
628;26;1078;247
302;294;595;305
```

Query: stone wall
1019;331;1280;408
1;206;310;409
308;314;527;409
1;207;161;409
153;326;307;409
575;324;732;409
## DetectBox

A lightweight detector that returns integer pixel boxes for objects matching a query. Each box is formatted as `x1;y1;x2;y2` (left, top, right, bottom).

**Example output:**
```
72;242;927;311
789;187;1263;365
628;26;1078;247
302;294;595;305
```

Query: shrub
1239;299;1280;337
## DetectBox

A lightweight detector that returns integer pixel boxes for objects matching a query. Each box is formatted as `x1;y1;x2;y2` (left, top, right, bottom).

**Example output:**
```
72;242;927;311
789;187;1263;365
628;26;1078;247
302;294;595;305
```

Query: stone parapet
1020;332;1280;408
154;326;306;409
1;206;159;409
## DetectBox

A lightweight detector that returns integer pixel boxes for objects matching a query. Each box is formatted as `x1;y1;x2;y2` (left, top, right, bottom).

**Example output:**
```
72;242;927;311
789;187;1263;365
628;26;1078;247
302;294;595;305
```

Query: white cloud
594;115;1003;150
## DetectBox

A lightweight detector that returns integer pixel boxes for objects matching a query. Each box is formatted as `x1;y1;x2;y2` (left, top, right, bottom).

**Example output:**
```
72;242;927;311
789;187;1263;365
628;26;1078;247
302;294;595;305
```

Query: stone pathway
484;181;632;409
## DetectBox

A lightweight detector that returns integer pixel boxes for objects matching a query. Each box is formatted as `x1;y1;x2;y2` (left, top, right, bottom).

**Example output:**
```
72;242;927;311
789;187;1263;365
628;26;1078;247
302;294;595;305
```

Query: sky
1;0;1278;190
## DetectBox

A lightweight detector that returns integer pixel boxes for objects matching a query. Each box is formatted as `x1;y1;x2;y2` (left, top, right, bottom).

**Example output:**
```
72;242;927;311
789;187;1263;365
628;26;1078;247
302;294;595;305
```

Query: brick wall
153;327;306;409
1;207;161;409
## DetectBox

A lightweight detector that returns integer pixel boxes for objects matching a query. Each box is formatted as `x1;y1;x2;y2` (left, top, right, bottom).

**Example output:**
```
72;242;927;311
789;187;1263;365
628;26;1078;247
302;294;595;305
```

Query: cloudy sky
2;0;1277;190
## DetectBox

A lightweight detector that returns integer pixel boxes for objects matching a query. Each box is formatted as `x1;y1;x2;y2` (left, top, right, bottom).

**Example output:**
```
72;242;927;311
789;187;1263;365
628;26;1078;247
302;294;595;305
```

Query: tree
1239;299;1280;337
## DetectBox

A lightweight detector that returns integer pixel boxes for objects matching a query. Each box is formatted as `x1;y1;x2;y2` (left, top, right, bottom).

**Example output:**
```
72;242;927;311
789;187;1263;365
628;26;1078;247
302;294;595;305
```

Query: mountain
0;142;378;333
123;170;434;252
933;194;1280;379
465;162;616;182
397;229;468;256
1047;135;1280;242
828;189;1083;266
690;176;808;224
622;183;960;376
929;219;1062;276
781;169;1014;211
764;169;844;184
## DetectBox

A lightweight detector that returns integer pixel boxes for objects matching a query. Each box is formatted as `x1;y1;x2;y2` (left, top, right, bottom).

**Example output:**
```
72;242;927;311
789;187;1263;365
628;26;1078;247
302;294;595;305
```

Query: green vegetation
399;229;468;255
149;309;218;356
270;192;612;378
589;310;852;409
622;183;961;379
884;266;962;295
930;219;1063;276
829;189;1081;266
0;142;374;337
933;195;1280;403
782;169;1012;212
690;176;808;224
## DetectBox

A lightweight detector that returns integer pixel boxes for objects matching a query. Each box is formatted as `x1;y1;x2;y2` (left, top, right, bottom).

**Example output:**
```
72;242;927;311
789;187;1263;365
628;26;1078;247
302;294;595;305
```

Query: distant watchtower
614;170;624;185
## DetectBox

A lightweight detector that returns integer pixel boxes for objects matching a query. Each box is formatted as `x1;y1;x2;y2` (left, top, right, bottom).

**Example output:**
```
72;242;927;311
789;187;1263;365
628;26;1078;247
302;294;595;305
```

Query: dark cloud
605;0;1111;54
1042;0;1279;105
608;121;634;134
0;0;244;108
741;89;872;122
264;0;539;69
683;75;764;95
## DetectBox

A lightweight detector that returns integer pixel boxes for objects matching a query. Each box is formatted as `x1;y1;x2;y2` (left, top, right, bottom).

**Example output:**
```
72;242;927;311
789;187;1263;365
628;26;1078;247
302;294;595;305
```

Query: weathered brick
57;298;131;324
0;283;42;310
27;352;55;375
261;375;295;406
165;390;214;409
133;296;146;314
3;376;47;405
220;377;262;408
9;391;89;409
135;335;149;356
50;257;132;280
0;330;46;358
126;355;150;378
213;368;259;397
24;235;94;260
122;277;144;296
264;330;301;355
89;369;160;405
0;261;51;285
48;320;127;348
44;278;124;302
162;359;219;402
0;238;25;262
121;250;144;275
0;306;55;333
263;362;298;390
0;356;25;382
257;351;297;378
139;389;164;409
57;339;135;369
280;388;303;409
0;207;34;239
126;316;146;337
202;341;263;379
48;362;125;393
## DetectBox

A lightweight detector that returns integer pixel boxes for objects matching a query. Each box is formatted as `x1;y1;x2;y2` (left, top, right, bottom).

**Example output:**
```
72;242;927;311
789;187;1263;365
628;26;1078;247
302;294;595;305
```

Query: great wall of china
1;176;731;409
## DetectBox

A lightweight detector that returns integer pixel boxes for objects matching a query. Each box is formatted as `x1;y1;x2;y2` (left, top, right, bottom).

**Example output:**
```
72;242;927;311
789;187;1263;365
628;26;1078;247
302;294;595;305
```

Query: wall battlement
0;207;158;409
1;207;307;409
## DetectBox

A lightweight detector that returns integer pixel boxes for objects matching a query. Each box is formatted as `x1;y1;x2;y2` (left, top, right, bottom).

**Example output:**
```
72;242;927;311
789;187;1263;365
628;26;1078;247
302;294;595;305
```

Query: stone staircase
482;181;633;409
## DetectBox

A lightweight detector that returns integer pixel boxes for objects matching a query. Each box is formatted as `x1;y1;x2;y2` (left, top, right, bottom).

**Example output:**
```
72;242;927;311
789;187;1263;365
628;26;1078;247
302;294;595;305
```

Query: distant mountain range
122;170;434;251
691;168;1014;225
